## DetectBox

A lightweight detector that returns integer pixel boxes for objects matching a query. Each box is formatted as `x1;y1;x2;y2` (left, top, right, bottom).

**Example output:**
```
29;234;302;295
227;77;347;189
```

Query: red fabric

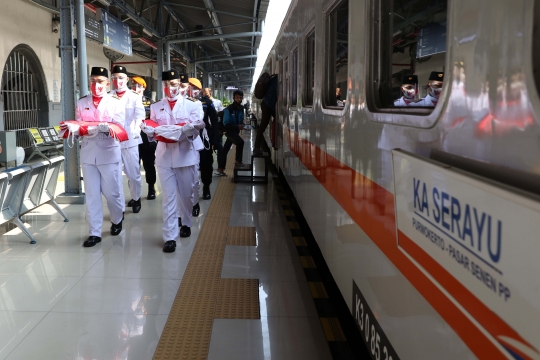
168;100;176;110
60;120;129;142
116;90;126;98
142;119;185;143
92;95;103;107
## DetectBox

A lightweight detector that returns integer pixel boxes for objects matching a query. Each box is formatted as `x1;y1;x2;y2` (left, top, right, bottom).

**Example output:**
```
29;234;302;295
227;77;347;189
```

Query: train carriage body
254;0;540;358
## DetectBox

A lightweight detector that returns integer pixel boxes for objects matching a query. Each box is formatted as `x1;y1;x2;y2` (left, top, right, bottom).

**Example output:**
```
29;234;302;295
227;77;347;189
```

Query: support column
57;0;84;204
157;40;164;99
75;0;87;97
186;61;195;78
165;42;171;70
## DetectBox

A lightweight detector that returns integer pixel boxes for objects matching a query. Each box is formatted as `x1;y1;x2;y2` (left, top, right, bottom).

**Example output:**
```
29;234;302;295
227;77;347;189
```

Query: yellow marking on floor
284;210;295;216
320;318;347;342
288;222;300;229
215;279;260;319
227;226;256;246
293;236;307;246
154;149;261;360
308;282;329;299
300;256;316;269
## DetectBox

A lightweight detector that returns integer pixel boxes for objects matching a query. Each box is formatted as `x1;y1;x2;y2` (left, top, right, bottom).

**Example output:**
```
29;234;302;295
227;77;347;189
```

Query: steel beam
75;0;88;97
157;40;164;98
210;67;255;74
165;42;171;69
195;54;257;64
166;3;256;21
167;32;262;44
57;0;84;204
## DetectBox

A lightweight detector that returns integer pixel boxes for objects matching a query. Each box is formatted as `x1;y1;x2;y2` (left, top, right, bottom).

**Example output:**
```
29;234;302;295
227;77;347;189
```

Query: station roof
40;0;269;85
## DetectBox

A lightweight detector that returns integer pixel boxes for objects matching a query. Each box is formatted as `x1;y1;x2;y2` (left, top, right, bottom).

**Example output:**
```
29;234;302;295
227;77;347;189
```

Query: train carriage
254;0;540;358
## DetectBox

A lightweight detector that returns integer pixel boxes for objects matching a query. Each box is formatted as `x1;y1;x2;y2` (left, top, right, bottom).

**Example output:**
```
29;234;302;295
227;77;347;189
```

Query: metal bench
27;127;63;162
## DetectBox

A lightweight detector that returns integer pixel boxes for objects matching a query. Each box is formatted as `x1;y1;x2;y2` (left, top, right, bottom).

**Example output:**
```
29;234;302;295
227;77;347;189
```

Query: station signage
392;149;540;358
85;14;104;43
97;9;132;56
416;22;446;58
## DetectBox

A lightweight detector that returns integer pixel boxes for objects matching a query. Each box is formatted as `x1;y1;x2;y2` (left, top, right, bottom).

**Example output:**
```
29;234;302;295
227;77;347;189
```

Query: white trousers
121;145;142;201
192;164;200;206
158;165;197;241
82;163;124;236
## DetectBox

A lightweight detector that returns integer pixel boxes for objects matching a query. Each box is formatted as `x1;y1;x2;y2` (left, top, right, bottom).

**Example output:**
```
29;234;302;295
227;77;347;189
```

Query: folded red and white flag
141;120;188;143
60;120;129;142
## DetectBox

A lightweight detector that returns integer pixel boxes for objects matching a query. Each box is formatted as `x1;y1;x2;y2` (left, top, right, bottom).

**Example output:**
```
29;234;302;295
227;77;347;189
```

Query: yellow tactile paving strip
227;226;257;246
215;279;260;319
153;149;259;360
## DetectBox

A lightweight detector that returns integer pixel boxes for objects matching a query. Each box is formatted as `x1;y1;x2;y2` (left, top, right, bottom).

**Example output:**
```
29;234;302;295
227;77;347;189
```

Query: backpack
254;72;271;99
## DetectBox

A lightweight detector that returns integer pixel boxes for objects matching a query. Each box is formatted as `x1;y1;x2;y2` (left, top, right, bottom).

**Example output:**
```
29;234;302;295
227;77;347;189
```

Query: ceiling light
97;0;111;6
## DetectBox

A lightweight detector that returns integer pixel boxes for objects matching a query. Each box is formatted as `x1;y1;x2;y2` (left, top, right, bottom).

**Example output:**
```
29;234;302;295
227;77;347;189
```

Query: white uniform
412;94;438;107
109;89;146;202
149;97;204;242
212;98;224;112
76;94;125;237
393;96;417;107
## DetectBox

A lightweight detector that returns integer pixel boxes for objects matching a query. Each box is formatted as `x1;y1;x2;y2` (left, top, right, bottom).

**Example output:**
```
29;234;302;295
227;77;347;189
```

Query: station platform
0;131;334;359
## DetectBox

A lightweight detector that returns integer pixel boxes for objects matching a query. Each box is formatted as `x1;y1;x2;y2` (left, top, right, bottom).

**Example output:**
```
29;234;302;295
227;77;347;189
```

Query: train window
325;0;348;108
305;31;315;106
291;48;298;106
284;57;289;107
373;0;447;110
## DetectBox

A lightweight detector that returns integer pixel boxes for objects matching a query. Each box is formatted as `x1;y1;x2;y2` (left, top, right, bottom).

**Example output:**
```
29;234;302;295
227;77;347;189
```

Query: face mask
133;85;145;95
429;86;442;99
402;86;416;100
165;86;180;101
180;87;188;98
113;78;128;91
192;90;200;98
91;82;107;97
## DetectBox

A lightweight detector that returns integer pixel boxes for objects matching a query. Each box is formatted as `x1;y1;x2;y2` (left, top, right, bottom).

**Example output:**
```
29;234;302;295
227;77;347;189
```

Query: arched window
2;45;48;148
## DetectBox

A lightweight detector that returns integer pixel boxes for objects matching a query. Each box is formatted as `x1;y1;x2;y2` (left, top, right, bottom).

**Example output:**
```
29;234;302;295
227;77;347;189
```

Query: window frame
283;56;289;107
365;0;451;128
291;47;299;108
322;0;350;113
303;26;316;108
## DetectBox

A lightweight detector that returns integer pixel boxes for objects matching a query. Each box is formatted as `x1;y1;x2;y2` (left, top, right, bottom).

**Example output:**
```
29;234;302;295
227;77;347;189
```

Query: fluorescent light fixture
97;0;111;6
226;86;238;90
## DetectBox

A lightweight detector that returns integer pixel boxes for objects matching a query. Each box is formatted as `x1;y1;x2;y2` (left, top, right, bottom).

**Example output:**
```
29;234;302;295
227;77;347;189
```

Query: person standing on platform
187;78;205;217
142;71;204;253
110;66;145;213
77;67;125;247
206;88;224;168
215;90;245;176
132;76;157;200
254;74;278;155
196;86;218;202
394;75;419;107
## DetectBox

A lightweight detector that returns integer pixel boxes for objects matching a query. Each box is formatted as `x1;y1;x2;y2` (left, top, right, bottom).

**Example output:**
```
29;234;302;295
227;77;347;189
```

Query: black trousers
139;132;157;186
210;119;223;165
200;148;213;187
255;102;274;150
218;131;244;169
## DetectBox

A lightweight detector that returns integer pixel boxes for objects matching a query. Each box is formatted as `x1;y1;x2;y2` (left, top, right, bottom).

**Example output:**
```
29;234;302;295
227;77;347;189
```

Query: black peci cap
90;67;108;78
402;75;418;85
112;65;128;75
428;71;444;82
180;74;189;83
162;70;180;81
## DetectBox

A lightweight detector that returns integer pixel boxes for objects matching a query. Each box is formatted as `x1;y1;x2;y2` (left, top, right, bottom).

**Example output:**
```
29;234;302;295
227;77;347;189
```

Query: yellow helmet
188;77;202;90
132;76;146;88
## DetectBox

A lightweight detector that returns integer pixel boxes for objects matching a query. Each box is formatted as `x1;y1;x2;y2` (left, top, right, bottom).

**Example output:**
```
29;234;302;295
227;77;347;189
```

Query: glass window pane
326;0;348;108
284;57;288;107
292;49;298;106
305;32;315;106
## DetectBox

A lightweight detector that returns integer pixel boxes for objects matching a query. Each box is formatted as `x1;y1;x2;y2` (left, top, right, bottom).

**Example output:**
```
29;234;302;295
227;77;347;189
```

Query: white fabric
212;99;224;112
141;123;155;136
121;146;142;200
76;94;125;165
412;94;438;107
157;165;196;241
110;89;145;149
393;96;417;107
119;162;125;212
82;162;124;236
154;125;184;141
98;122;110;132
149;97;205;168
192;164;200;206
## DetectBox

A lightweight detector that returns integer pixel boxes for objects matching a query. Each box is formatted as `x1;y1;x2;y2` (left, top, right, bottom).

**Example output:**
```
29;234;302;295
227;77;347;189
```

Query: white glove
155;125;183;141
98;122;110;133
141;124;155;136
86;126;99;137
243;124;253;131
65;122;80;136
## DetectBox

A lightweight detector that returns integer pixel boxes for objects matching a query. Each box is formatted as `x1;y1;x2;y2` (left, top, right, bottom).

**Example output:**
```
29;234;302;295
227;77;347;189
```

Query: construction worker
109;66;145;213
142;71;204;253
132;76;157;200
77;66;125;247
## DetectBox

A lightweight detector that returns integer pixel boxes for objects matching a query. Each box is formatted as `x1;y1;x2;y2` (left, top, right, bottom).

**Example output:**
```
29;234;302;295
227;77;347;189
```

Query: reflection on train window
305;31;315;106
326;0;348;108
291;48;298;107
284;57;288;107
381;0;447;109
